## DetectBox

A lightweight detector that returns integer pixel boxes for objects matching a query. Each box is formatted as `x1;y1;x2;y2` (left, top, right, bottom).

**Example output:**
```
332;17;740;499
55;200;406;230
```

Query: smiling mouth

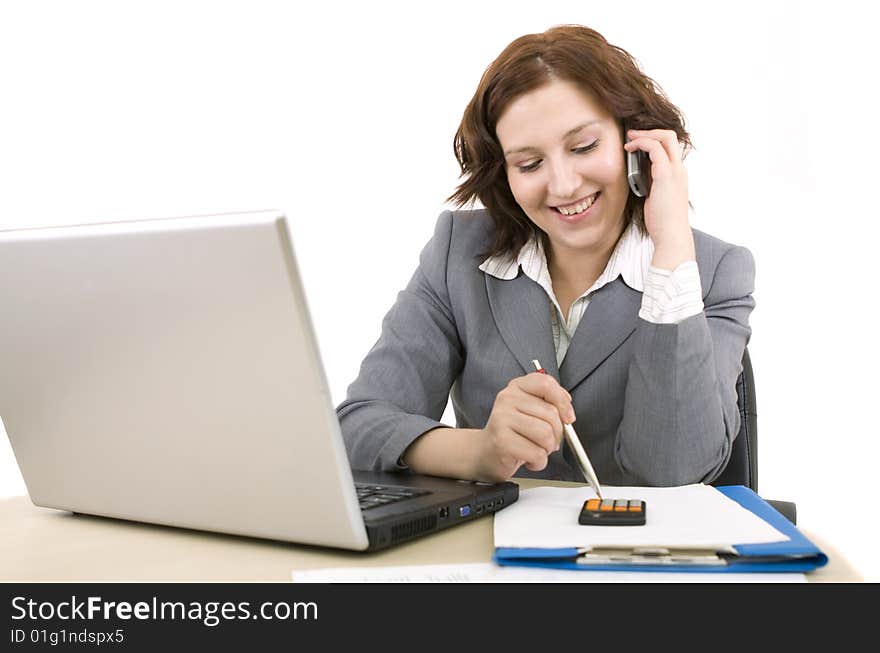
552;191;600;216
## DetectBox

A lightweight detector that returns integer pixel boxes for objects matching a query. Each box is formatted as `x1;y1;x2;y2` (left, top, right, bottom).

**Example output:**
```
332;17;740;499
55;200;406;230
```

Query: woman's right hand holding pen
400;372;575;482
475;372;575;481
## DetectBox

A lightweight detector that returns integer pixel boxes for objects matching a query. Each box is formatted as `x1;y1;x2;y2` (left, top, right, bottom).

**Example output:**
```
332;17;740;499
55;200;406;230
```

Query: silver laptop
0;210;517;551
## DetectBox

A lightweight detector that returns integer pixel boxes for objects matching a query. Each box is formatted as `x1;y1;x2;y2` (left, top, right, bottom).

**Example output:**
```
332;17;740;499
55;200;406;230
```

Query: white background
1;1;877;580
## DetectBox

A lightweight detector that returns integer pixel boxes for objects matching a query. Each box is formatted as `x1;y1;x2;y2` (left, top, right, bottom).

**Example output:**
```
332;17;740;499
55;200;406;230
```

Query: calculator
579;499;646;526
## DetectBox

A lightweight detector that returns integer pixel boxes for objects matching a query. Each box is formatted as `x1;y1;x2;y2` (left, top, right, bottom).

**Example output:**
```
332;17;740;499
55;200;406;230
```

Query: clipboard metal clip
575;546;730;567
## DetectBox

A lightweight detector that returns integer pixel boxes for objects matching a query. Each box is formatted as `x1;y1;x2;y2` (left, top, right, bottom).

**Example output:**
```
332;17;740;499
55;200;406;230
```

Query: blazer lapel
485;273;560;379
559;278;642;390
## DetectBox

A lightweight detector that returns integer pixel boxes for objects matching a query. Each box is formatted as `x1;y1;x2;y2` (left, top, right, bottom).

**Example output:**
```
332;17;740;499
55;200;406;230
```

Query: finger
506;410;560;454
626;129;683;169
497;428;550;470
514;373;575;424
624;136;672;180
523;458;550;472
512;394;564;449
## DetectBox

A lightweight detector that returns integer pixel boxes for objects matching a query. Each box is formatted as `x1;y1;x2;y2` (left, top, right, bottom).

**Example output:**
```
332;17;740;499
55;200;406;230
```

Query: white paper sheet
291;562;806;583
494;484;788;549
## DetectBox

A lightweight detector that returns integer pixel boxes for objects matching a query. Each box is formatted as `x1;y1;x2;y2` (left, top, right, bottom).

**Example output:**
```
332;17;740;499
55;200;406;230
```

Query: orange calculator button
586;499;600;511
628;501;643;512
599;500;614;512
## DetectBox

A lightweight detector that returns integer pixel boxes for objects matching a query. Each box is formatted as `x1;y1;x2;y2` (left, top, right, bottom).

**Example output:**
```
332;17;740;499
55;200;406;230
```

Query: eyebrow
503;120;601;157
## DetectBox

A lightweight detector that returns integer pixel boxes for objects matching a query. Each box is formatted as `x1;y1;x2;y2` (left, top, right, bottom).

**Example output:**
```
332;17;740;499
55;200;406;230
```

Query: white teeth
557;193;598;215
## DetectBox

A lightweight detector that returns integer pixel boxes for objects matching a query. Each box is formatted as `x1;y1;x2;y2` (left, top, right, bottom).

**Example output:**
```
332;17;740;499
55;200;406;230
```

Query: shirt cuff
638;260;704;324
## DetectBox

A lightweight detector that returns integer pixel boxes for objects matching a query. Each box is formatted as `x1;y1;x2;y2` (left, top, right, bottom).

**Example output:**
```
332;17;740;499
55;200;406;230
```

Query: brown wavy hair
447;24;694;259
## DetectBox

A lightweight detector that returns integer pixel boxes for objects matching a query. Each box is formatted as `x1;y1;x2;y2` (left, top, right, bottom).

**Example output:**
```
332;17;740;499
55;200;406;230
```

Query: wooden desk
1;480;863;582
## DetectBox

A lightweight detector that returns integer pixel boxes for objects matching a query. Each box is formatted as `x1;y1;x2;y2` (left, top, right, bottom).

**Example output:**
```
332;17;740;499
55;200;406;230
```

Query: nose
546;156;581;201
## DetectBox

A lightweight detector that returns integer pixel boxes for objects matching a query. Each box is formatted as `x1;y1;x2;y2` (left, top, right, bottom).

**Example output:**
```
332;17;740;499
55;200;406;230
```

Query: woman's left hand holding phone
624;128;695;270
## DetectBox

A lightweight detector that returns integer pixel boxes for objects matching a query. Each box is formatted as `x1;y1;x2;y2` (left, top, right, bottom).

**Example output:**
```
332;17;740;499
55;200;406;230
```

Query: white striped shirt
479;223;704;366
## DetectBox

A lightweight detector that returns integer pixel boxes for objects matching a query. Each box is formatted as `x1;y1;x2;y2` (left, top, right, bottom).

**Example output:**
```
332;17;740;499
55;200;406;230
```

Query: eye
517;160;541;173
573;140;599;154
514;141;600;174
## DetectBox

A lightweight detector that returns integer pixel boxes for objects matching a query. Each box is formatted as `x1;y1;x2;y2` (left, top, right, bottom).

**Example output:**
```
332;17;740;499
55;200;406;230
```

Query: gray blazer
337;209;755;486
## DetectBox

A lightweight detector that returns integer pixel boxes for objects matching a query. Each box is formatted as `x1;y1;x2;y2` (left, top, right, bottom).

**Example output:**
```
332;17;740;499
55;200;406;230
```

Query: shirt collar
478;222;654;293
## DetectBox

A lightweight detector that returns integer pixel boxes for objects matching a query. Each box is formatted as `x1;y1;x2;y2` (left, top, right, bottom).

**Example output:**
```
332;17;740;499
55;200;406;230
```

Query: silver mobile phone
625;129;651;198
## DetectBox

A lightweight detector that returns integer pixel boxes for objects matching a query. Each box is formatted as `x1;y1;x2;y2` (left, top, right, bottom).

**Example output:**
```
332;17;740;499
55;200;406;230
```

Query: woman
336;25;754;487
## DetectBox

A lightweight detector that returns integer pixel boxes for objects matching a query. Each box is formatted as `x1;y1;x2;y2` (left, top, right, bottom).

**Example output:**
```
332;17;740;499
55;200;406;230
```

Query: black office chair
710;348;798;524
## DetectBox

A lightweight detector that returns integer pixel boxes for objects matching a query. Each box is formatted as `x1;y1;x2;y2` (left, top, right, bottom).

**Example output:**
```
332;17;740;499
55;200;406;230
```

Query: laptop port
459;505;471;518
439;506;449;519
475;505;484;514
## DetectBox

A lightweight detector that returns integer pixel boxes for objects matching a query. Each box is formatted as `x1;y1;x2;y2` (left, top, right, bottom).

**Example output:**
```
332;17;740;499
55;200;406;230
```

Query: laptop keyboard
355;483;430;511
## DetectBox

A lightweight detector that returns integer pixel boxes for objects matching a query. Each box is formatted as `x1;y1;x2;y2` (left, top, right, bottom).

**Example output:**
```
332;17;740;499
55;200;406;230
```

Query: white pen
531;359;604;499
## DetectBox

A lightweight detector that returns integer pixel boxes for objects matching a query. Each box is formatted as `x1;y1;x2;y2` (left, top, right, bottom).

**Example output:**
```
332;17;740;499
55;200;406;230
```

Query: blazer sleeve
613;244;756;486
336;211;463;471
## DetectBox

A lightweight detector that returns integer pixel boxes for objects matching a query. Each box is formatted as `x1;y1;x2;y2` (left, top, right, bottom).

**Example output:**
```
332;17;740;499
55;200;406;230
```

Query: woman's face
496;79;631;262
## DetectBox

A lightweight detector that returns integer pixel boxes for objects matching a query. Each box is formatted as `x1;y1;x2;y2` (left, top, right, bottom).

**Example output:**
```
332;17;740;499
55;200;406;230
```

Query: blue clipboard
493;485;828;573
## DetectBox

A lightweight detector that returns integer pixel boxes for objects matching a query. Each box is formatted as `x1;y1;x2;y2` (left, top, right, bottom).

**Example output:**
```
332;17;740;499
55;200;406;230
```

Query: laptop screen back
0;211;369;549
